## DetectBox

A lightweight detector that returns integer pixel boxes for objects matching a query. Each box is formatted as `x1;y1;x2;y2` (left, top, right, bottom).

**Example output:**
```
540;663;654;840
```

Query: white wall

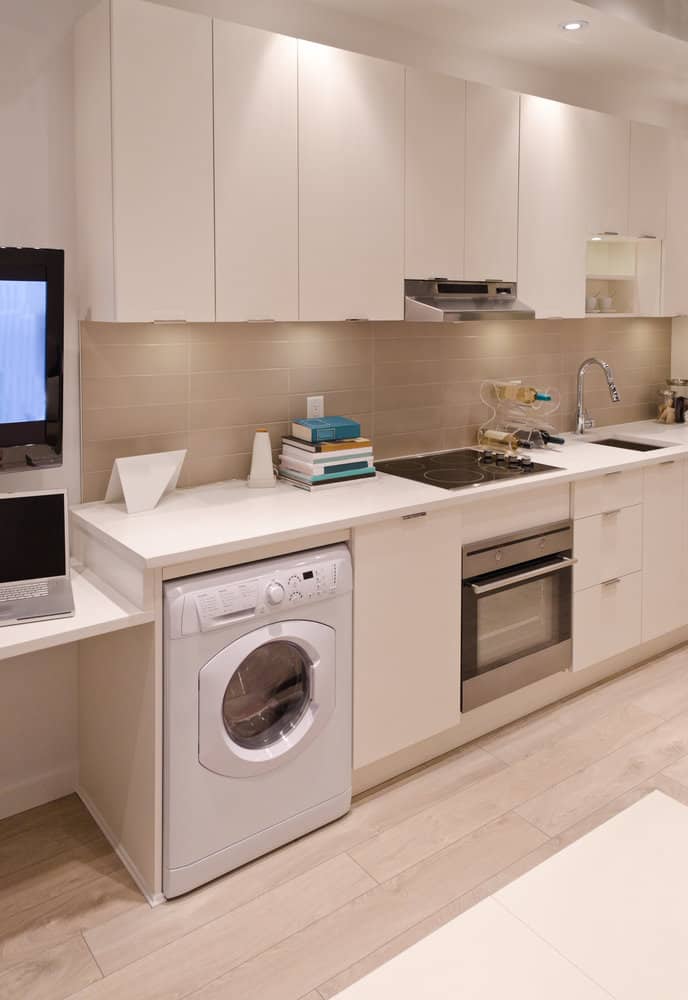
0;17;81;817
0;646;78;820
0;23;80;503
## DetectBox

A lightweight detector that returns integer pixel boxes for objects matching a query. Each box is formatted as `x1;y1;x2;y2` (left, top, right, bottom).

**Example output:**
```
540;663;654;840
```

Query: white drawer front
573;504;642;592
572;469;643;518
573;571;642;671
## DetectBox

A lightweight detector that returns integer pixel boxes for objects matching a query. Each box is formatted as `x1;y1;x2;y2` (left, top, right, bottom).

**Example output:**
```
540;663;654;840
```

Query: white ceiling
302;0;688;112
3;0;688;129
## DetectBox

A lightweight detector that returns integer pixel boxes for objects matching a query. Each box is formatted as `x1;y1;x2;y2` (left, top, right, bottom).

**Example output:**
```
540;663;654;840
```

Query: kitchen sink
589;438;667;452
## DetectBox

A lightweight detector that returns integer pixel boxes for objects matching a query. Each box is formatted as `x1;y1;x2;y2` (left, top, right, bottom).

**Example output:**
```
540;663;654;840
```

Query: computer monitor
0;248;64;457
0;491;69;585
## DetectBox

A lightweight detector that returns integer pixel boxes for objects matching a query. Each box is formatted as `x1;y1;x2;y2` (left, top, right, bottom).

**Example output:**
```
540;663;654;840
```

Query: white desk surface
0;566;153;662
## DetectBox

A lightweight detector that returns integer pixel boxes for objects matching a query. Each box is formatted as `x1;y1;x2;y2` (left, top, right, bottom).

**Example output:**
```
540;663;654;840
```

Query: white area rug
336;791;688;999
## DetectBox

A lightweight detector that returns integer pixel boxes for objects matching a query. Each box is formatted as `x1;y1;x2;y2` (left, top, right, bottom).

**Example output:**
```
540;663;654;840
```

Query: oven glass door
462;556;572;682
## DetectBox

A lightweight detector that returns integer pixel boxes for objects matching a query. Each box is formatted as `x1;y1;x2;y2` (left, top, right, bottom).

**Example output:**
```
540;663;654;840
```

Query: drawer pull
659;460;676;467
602;577;621;587
604;471;622;478
402;511;427;521
603;509;621;517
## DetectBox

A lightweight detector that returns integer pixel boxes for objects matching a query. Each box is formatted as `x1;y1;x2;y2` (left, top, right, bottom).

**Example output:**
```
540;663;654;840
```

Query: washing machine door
198;620;336;777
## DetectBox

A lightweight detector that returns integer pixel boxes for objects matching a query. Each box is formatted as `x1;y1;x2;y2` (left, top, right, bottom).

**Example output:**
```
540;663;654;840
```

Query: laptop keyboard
0;582;50;602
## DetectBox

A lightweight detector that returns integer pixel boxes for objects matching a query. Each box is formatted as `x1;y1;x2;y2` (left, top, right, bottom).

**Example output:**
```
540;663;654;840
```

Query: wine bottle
495;383;552;404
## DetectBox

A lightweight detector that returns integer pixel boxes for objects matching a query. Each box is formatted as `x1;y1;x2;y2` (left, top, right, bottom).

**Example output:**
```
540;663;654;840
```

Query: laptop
0;490;75;626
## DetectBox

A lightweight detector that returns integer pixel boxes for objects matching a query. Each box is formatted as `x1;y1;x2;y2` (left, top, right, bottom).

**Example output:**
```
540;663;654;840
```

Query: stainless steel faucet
576;358;621;434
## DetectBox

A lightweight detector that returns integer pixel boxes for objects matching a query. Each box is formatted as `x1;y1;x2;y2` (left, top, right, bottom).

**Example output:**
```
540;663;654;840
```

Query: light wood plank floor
3;645;688;1000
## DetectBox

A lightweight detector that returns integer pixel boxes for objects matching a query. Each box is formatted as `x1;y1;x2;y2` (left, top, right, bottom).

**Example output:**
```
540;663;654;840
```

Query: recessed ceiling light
561;19;589;31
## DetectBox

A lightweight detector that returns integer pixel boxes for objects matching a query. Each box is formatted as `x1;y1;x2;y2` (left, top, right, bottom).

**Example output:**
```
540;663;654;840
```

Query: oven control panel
166;545;351;636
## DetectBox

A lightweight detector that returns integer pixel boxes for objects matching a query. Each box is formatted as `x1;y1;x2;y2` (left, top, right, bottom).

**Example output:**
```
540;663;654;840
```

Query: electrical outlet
307;395;325;419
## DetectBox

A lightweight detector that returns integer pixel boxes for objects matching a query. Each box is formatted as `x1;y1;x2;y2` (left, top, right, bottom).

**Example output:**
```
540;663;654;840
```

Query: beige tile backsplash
80;318;671;501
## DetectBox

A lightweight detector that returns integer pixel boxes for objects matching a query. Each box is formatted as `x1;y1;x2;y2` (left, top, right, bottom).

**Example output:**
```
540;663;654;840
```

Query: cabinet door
518;96;587;318
629;121;669;239
573;573;642;671
405;69;465;280
642;460;686;641
110;0;214;322
214;22;298;322
662;133;688;316
573;505;642;592
465;83;519;281
581;109;629;237
352;509;462;770
298;41;404;321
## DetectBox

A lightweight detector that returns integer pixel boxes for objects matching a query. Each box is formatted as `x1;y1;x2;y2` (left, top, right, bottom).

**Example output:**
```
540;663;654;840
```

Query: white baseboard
76;784;164;907
0;763;78;821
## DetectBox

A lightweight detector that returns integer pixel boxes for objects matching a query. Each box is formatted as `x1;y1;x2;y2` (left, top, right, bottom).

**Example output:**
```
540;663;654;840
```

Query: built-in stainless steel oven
461;521;575;712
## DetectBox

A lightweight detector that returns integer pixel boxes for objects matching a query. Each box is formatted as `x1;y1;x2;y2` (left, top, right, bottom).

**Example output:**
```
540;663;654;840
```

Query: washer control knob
266;582;285;606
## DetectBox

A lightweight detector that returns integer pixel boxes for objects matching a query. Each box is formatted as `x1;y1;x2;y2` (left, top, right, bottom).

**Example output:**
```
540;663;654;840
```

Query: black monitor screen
0;280;47;423
0;248;64;452
0;494;66;583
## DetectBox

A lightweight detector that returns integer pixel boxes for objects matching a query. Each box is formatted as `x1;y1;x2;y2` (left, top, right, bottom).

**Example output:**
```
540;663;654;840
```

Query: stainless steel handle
605;471;622;478
470;556;577;595
659;460;676;466
602;577;621;587
402;511;427;521
603;508;621;517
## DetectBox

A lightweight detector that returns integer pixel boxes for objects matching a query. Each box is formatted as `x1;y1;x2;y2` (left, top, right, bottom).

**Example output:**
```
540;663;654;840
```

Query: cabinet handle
402;511;427;521
659;460;675;466
345;317;369;322
604;471;622;478
603;509;621;517
602;577;621;587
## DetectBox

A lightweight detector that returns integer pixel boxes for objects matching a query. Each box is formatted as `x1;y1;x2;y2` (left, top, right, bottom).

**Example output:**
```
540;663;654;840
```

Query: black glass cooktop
376;448;559;491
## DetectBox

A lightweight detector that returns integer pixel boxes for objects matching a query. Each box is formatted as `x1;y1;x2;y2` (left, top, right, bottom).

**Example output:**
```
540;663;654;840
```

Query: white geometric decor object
104;450;187;514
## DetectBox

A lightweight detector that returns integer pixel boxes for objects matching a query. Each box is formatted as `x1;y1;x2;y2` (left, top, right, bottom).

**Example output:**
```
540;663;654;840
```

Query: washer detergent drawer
198;621;336;777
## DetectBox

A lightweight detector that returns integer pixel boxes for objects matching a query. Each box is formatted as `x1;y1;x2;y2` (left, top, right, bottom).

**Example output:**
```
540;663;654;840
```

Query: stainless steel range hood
405;279;535;322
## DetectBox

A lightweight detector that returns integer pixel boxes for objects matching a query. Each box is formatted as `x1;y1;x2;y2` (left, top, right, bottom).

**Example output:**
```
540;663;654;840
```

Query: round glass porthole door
222;640;311;750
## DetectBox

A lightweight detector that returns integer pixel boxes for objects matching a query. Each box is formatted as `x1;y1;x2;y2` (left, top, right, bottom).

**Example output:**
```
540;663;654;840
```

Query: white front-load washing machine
163;544;352;897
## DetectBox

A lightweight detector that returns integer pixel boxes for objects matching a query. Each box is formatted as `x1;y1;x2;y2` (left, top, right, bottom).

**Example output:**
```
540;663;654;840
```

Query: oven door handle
469;556;577;595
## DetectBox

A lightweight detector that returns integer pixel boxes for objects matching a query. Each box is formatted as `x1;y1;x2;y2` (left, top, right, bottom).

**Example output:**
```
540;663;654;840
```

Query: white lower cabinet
573;573;642;671
573;505;642;592
352;509;462;770
642;460;686;641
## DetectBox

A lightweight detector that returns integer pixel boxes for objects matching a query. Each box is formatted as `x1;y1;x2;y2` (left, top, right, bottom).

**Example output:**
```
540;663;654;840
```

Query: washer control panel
182;549;346;634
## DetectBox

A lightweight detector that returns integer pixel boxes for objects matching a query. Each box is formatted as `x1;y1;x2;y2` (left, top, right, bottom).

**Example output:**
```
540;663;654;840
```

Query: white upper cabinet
405;69;466;280
582;109;629;237
629;122;670;239
298;41;405;321
111;0;214;322
214;22;298;322
75;0;215;322
662;133;688;316
518;96;588;318
465;82;520;281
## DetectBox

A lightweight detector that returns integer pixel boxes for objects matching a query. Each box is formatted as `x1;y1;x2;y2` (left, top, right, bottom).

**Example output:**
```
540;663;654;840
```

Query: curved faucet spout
576;358;621;434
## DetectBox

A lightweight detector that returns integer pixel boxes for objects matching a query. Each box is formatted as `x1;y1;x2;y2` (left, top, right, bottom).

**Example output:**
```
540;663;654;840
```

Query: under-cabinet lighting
560;19;589;30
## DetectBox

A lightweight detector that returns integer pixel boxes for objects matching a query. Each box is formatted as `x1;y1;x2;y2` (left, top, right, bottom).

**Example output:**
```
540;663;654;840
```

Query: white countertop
71;419;688;570
0;565;154;662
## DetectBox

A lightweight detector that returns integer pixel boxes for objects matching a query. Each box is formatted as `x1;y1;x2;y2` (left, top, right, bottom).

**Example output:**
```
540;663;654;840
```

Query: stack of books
279;417;375;492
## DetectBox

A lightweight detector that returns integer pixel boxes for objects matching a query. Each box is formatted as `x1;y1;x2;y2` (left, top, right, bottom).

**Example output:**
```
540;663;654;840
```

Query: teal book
291;417;361;443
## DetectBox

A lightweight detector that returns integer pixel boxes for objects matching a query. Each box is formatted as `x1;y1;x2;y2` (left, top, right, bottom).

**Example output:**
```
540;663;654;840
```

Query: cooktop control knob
481;450;495;463
495;452;507;464
521;456;533;470
266;582;285;606
507;454;522;467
